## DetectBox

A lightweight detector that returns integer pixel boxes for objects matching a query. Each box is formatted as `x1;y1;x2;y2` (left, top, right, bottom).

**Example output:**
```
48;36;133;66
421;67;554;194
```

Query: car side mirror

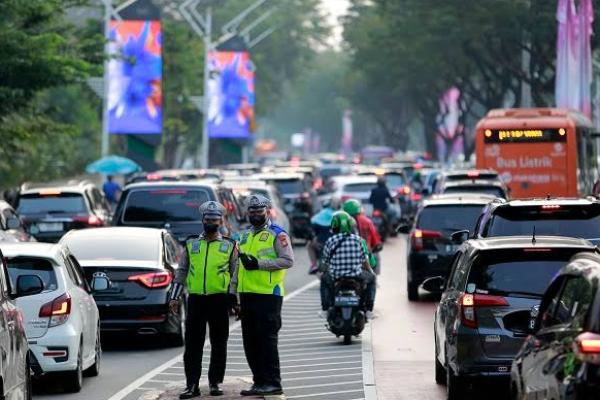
91;276;110;292
422;276;446;293
451;230;469;244
6;217;21;230
15;275;44;298
528;304;540;333
396;224;411;234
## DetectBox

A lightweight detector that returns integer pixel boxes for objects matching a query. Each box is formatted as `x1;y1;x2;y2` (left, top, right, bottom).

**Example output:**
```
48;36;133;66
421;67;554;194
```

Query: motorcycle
371;209;389;241
289;201;313;244
326;278;366;345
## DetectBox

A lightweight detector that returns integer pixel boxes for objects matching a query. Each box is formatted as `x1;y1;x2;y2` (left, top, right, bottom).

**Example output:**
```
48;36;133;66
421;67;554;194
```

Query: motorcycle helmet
331;211;355;234
342;198;362;217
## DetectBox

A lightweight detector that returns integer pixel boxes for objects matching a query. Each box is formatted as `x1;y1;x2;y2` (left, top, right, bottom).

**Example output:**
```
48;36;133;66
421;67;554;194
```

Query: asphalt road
34;245;315;400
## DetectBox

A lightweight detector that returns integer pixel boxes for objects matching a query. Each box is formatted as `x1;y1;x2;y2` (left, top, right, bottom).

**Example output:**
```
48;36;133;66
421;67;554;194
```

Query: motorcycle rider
342;198;382;273
319;211;376;319
307;196;340;274
369;177;398;233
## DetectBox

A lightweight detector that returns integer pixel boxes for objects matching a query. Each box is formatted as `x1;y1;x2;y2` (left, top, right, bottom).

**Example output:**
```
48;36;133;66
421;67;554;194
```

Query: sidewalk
370;238;445;400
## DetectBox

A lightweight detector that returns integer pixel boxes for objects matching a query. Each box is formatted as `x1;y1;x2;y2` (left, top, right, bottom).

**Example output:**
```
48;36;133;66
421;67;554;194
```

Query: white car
2;243;102;393
327;175;402;218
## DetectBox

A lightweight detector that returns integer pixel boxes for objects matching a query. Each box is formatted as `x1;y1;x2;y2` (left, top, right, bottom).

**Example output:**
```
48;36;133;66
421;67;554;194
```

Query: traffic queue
0;152;600;400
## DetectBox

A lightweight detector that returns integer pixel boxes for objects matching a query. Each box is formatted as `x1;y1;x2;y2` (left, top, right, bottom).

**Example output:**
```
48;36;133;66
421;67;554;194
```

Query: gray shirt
250;223;294;272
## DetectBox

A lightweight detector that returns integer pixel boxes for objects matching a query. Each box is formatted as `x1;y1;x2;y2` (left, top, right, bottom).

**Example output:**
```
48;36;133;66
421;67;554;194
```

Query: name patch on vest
191;240;200;254
259;232;269;242
219;241;230;253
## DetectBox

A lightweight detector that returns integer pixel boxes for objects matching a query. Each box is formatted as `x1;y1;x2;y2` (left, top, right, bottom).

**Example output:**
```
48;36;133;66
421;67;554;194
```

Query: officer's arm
228;242;240;294
258;232;294;271
170;250;189;301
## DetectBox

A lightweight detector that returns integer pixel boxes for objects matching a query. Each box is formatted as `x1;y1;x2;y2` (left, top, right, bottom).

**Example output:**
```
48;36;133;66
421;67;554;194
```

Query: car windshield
487;206;600;239
18;193;87;214
64;236;159;261
122;188;210;223
417;205;485;233
6;257;58;292
467;250;580;297
444;186;505;198
271;179;304;195
344;183;377;193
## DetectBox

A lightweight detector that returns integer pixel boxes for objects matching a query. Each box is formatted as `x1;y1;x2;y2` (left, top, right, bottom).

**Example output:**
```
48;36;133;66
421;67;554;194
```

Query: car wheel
446;365;465;400
407;280;419;301
84;330;101;377
64;345;83;393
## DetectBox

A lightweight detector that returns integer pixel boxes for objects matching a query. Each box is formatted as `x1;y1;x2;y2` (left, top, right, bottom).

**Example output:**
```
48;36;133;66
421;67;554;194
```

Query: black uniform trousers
240;293;283;388
183;293;230;387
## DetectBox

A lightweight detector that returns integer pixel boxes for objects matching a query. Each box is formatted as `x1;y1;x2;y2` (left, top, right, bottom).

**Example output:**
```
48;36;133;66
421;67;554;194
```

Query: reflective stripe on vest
238;228;285;296
186;239;233;295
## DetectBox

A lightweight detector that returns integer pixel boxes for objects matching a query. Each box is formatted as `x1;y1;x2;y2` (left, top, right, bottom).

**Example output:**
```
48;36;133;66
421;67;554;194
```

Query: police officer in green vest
169;201;239;399
238;194;294;397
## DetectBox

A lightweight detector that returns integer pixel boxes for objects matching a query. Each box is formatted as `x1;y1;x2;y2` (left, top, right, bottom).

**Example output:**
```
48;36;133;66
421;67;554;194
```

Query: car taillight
128;271;172;289
411;193;423;201
459;293;508;329
373;209;382;217
411;229;442;251
39;294;72;327
575;332;600;364
398;186;411;196
467;170;480;178
73;215;103;226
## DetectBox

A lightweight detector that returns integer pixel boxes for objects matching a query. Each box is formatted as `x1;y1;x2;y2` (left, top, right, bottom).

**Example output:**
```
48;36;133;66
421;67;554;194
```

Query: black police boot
179;384;200;399
257;385;283;396
240;384;262;396
209;383;224;396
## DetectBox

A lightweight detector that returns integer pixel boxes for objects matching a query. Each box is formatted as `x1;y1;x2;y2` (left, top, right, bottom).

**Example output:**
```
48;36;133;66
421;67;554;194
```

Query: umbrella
86;155;141;175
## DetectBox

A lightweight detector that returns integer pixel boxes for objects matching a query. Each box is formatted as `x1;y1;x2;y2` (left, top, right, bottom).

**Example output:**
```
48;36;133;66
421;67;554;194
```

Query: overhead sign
108;20;162;135
484;128;567;143
207;51;255;139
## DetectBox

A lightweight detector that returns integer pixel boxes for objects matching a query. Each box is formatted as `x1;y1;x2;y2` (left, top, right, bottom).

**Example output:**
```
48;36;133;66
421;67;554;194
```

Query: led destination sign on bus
483;128;567;143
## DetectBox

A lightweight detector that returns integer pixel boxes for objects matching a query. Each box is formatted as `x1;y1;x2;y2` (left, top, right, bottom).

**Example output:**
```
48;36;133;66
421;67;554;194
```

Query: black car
471;197;600;245
17;181;112;243
0;201;34;242
60;227;186;344
431;236;598;399
511;251;600;400
0;248;34;400
113;181;244;243
405;194;496;301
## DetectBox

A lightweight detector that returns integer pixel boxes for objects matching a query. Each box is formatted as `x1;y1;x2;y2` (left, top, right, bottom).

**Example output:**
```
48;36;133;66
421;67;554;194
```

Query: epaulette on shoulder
269;223;287;236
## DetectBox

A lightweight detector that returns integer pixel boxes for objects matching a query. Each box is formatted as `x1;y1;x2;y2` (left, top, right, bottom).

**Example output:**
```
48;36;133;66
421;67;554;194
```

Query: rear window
270;179;304;195
467;249;580;297
487;205;600;239
122;188;210;223
344;183;377;193
63;236;159;261
444;186;505;198
385;173;405;189
417;205;484;233
18;193;87;214
446;173;498;181
6;257;58;292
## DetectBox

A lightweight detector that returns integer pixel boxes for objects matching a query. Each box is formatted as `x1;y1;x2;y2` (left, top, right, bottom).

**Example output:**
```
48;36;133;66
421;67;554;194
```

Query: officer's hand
240;254;259;270
169;299;180;314
228;295;240;318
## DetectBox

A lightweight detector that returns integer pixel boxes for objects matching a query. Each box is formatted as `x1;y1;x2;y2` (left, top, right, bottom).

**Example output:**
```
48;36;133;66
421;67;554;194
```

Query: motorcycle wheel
343;334;352;345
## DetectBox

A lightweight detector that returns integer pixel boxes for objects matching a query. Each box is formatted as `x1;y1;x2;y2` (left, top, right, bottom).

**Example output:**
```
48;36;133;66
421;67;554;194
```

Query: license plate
37;222;63;232
335;296;360;306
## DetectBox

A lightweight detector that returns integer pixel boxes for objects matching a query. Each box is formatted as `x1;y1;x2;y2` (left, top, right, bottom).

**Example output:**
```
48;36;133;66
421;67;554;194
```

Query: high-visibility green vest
186;238;233;295
238;227;286;296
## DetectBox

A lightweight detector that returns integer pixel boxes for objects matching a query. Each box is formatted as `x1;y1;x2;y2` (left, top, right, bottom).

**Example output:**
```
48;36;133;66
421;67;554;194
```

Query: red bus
475;108;597;198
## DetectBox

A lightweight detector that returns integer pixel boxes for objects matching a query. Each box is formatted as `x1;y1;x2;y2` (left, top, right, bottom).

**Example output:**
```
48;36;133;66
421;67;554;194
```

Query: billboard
207;51;255;139
108;20;162;134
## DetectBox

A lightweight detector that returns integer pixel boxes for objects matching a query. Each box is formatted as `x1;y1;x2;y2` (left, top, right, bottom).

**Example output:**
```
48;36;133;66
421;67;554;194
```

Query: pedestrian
237;194;294;397
102;175;121;207
169;201;240;399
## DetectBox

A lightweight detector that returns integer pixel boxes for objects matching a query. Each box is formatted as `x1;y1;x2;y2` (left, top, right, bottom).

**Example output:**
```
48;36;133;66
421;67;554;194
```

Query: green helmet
342;199;362;217
331;211;355;234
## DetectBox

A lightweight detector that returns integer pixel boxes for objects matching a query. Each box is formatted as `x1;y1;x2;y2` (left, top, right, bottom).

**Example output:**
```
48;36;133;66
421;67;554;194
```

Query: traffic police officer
238;194;294;397
169;201;239;399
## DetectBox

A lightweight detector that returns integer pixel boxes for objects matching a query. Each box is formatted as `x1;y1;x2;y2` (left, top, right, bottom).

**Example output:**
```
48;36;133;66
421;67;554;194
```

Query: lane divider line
362;320;379;400
107;279;319;400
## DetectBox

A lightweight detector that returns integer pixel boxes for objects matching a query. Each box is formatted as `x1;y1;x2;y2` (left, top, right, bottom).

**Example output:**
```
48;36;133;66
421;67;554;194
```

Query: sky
320;0;350;49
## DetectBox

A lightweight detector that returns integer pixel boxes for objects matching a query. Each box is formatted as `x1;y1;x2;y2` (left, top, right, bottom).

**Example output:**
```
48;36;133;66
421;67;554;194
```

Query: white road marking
106;279;319;400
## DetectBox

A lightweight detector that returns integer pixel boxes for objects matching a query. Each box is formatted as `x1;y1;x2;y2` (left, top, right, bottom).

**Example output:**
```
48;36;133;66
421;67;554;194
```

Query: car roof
61;226;164;242
0;242;65;261
422;193;497;206
253;173;305;181
21;185;89;195
494;197;599;207
443;179;504;188
123;180;218;191
332;175;378;185
465;235;596;251
442;169;498;177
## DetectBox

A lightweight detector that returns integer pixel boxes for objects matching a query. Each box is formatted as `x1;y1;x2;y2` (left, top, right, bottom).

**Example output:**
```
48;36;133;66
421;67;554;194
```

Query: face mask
249;215;267;227
204;224;219;234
